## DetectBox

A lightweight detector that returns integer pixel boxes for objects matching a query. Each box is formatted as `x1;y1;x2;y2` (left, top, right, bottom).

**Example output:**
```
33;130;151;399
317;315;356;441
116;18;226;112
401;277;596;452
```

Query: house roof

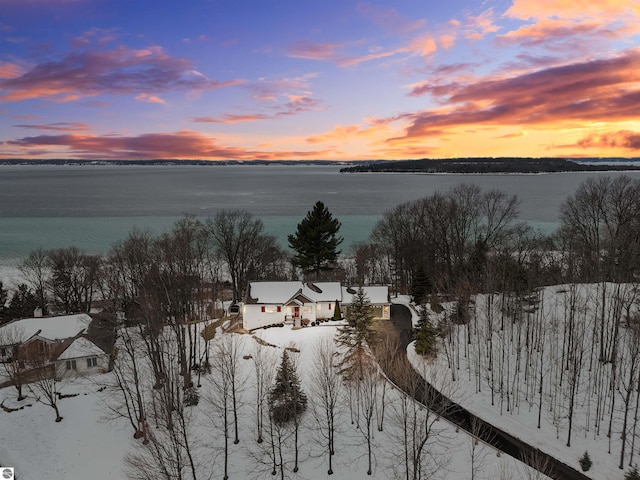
342;286;389;305
57;336;106;360
247;282;389;305
248;282;343;304
0;314;92;345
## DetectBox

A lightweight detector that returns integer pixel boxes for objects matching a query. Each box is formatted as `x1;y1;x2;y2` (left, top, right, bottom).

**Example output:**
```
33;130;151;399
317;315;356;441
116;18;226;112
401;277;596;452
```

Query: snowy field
0;321;548;480
409;283;640;480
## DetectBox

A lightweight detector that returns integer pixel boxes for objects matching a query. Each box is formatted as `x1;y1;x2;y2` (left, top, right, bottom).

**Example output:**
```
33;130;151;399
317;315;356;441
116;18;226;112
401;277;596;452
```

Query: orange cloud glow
383;48;640;157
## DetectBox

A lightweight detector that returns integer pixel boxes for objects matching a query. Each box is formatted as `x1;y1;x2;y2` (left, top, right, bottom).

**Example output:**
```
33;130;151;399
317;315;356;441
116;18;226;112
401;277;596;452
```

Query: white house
242;281;390;331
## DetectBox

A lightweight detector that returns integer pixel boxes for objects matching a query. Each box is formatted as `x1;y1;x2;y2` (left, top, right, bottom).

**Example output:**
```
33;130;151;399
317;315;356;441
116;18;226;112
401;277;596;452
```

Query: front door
293;306;300;318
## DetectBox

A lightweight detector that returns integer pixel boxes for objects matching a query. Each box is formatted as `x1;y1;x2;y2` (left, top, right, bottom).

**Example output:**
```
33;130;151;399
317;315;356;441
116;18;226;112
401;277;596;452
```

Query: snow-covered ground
0;321;548;480
409;283;640;480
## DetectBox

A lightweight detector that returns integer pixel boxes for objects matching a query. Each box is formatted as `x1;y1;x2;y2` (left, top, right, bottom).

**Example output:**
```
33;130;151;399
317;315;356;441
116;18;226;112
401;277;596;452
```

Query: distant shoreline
339;157;640;174
2;157;639;173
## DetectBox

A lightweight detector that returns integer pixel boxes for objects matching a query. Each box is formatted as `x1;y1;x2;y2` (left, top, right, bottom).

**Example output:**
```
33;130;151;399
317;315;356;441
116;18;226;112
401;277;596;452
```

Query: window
87;357;98;368
261;306;265;313
66;360;77;370
329;303;332;310
277;306;281;313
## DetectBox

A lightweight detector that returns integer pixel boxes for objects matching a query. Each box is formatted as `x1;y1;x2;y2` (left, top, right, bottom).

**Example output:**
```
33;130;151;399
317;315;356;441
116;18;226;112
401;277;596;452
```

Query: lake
2;164;639;271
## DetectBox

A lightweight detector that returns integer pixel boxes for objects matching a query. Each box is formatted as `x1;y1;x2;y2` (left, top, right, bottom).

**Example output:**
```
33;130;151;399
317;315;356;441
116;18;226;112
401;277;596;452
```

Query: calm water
1;164;639;268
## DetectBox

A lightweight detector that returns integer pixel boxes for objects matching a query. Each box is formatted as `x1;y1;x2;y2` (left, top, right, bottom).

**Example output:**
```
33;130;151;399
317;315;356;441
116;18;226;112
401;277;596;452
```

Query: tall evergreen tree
414;304;438;357
336;287;374;351
410;265;430;304
288;201;343;279
269;350;307;425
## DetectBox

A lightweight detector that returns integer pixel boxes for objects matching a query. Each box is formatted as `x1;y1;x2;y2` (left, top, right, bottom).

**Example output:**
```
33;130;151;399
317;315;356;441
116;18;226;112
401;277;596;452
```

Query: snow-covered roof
0;314;92;344
247;282;388;305
342;286;389;305
248;281;343;304
57;337;106;360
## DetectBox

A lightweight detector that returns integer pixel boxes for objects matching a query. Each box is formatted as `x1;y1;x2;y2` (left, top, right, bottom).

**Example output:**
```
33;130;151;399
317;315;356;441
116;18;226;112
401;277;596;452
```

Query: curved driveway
371;303;590;480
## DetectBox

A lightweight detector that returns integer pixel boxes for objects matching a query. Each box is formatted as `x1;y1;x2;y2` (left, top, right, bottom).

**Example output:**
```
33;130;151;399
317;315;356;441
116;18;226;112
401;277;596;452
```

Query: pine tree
410;265;430;304
625;467;640;480
332;300;342;320
578;451;592;472
336;287;374;350
269;350;307;425
288;201;343;279
414;304;438;357
8;284;37;320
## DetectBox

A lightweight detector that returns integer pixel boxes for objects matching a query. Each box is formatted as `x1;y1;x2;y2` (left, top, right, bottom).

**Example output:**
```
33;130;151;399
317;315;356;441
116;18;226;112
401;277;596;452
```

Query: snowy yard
0;320;549;480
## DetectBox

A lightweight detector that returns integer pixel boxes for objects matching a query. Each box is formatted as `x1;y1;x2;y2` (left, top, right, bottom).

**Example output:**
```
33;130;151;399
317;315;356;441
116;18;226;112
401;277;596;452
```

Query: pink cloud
464;9;499;40
135;93;166;104
191;95;323;124
287;42;343;61
407;36;437;57
438;34;456;49
193;114;270;124
0;45;244;102
249;74;317;101
0;61;23;79
3;130;333;160
71;27;119;50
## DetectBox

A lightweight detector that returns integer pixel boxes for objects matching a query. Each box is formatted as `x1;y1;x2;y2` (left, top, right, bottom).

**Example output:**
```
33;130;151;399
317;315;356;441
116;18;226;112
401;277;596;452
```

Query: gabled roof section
56;336;106;360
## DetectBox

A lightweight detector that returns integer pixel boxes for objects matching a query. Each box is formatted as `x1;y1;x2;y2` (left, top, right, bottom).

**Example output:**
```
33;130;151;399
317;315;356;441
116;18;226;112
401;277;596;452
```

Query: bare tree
105;325;151;443
27;356;63;422
251;340;276;444
357;355;378;476
208;334;241;480
0;324;28;401
19;247;50;315
125;332;202;480
208;210;286;302
310;336;343;475
47;246;101;314
468;416;495;480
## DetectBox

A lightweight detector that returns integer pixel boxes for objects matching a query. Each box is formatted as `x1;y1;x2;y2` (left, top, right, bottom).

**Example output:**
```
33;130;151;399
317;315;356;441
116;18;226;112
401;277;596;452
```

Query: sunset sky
1;0;639;161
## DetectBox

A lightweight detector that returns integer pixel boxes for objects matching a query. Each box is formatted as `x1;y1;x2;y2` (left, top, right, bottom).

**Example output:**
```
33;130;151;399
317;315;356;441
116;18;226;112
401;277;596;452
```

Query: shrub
625;467;640;480
578;451;592;472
